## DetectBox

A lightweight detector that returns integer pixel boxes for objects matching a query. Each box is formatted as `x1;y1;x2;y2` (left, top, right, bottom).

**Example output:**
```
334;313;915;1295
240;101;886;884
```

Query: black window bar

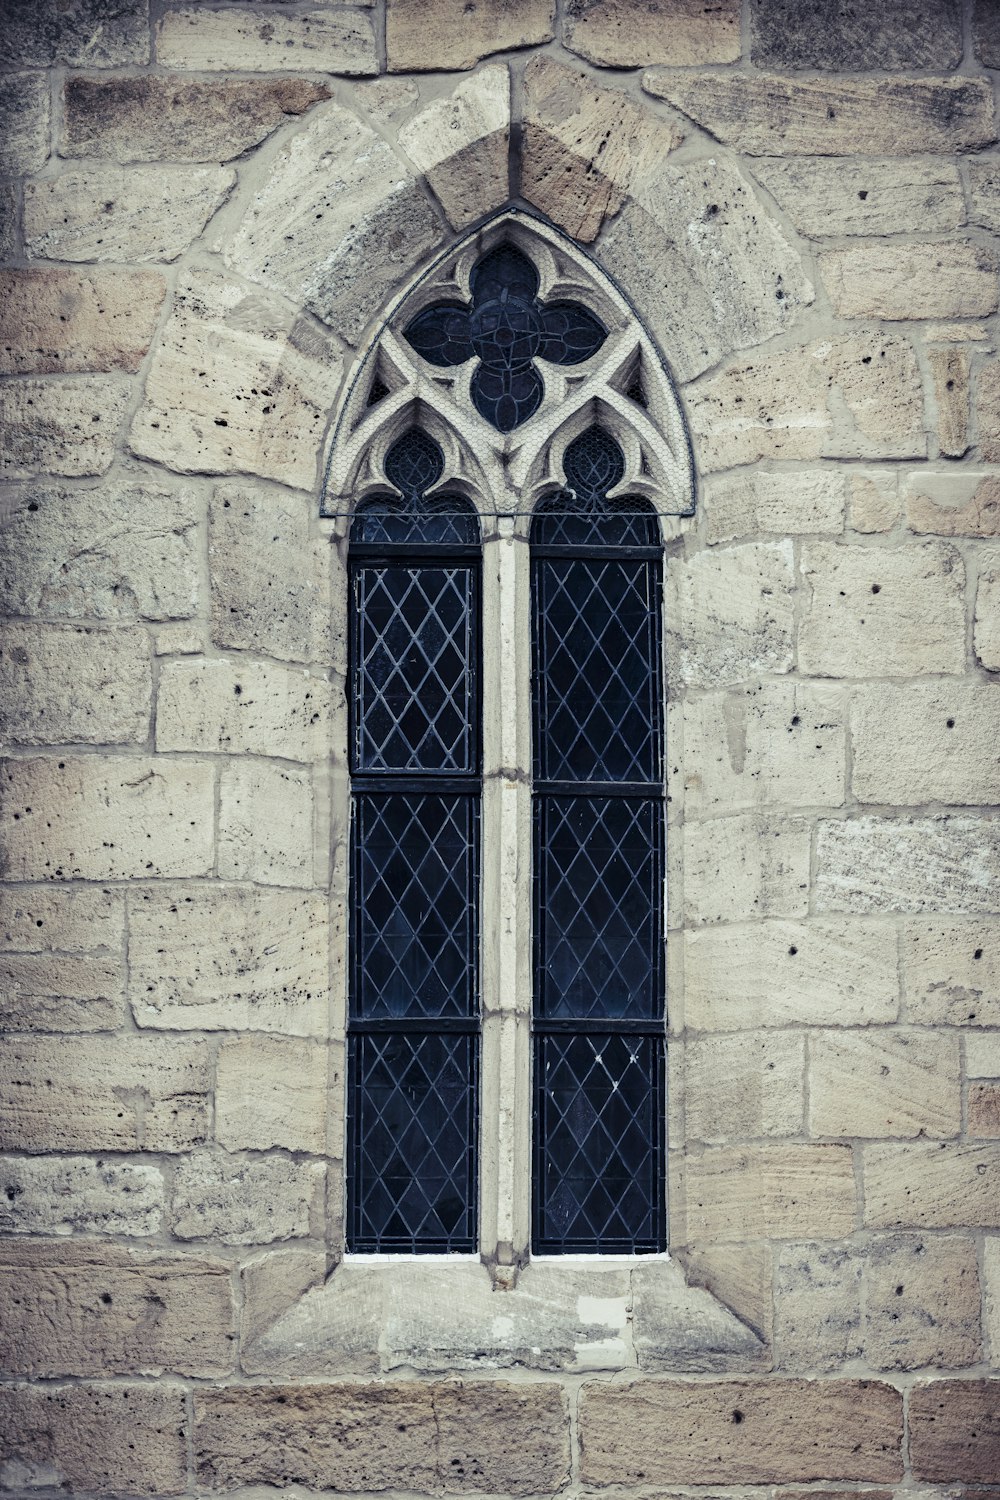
531;425;666;1254
347;429;481;1253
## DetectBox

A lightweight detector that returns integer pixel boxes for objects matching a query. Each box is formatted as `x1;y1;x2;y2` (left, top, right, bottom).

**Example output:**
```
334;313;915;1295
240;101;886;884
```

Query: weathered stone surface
0;183;16;264
703;469;844;545
680;1242;773;1344
580;1378;902;1484
1;0;148;65
562;0;739;65
751;157;964;238
153;622;203;657
0;73;50;176
988;1237;1000;1362
218;760;314;888
0;756;214;881
820;242;997;322
400;65;508;231
0;269;165;376
668;542;795;689
685;1032;803;1143
975;557;1000;672
967;158;1000;232
817;816;1000;916
0;479;201;621
0;623;151;749
750;0;962;70
970;1082;1000;1137
902;919;1000;1027
386;0;554;70
853;682;1000;806
157;5;376;71
848;472;901;534
157;657;332;761
685;815;810;926
129;884;327;1035
910;1380;1000;1482
0;1034;210;1154
929;348;970;458
0;378;130;479
0;884;123;954
975;0;1000;64
684;1144;855;1243
775;1243;862;1371
0;1238;235;1378
210;483;331;664
171;1152;324;1245
683;681;846;816
973;361;1000;464
24;167;235;263
130;268;342;491
216;1035;328;1153
799;542;965;677
0;953;123;1032
62;73;330;163
598;156;812;383
810;1031;960;1139
642;72;996;157
521;57;683;243
0;1155;162;1237
864;1143;1000;1229
195;1380;570;1492
240;1244;326;1352
223;101;440;345
866;1234;981;1370
967;1033;1000;1078
906;472;1000;537
0;1382;187;1495
684;919;898;1031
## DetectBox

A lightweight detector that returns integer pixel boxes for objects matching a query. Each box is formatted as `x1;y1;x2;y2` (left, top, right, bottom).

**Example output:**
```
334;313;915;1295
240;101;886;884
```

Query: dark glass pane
533;1032;664;1254
403;303;474;368
352;563;478;773
348;1031;478;1253
534;794;662;1021
533;556;662;784
351;495;479;547
535;302;606;365
471;360;543;433
470;243;539;303
530;500;660;548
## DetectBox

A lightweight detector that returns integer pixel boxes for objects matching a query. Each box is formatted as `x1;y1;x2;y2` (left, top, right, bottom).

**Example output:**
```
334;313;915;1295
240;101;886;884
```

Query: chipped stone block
0;269;165;376
0;885;124;954
129;883;328;1036
820;242;997;322
0;1155;163;1237
0;953;123;1033
218;761;314;889
975;557;1000;672
562;0;739;65
775;1243;862;1371
816;816;1000;916
157;5;377;72
909;1380;1000;1483
157;657;332;762
752;157;964;238
864;1142;1000;1229
240;1245;326;1350
750;0;961;70
685;1032;804;1143
0;378;130;479
171;1153;325;1245
0;73;50;176
399;65;508;231
680;1241;773;1343
0;756;214;882
929;348;970;458
24;167;235;264
809;1030;960;1139
970;1082;1000;1137
865;1234;981;1370
703;469;844;545
799;541;965;677
848;472;901;534
684;814;810;926
906;472;1000;536
902;919;1000;1026
216;1035;327;1153
0;623;151;749
62;73;330;163
852;682;1000;806
386;0;554;70
668;541;795;689
684;1144;856;1244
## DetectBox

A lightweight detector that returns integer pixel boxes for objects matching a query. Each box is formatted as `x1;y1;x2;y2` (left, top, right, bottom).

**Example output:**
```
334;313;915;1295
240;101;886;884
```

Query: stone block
974;361;1000;464
750;0;961;70
668;541;795;689
684;919;898;1031
0;623;151;748
684;1144;856;1243
902;919;1000;1026
171;1152;324;1245
0;756;214;882
562;0;739;65
210;483;331;665
0;1382;187;1496
129;884;328;1035
975;557;1000;671
809;1030;960;1139
0;1034;210;1153
0;953;123;1032
680;1241;773;1343
775;1243;862;1371
579;1378;902;1484
0;1237;235;1378
2;0;148;65
0;183;16;264
0;1155;162;1237
816;816;1000;916
986;1237;1000;1361
521;57;684;243
684;814;810;926
967;1033;1000;1078
975;0;1000;64
970;1082;1000;1137
683;681;846;816
0;479;201;622
929;348;970;458
820;242;997;322
909;1381;1000;1483
852;682;1000;806
848;472;901;534
130;267;342;492
641;72;996;157
0;884;124;954
703;469;844;545
400;65;508;231
223;101;440;345
240;1245;326;1350
865;1234;981;1370
386;0;554;69
968;158;1000;232
157;656;332;761
799;541;965;677
906;472;1000;537
598;156;812;384
218;760;314;888
864;1142;1000;1229
0;378;130;479
684;1032;804;1143
0;269;165;376
751;157;964;238
62;73;330;163
216;1034;328;1153
195;1380;570;1492
24;166;235;263
0;73;49;176
157;5;377;71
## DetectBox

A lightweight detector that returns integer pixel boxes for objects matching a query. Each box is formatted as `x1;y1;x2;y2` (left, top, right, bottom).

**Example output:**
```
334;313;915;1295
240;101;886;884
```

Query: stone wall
1;0;1000;1494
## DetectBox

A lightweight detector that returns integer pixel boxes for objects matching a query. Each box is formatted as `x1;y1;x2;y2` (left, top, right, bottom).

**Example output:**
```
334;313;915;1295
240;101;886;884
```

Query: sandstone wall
1;0;999;1495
